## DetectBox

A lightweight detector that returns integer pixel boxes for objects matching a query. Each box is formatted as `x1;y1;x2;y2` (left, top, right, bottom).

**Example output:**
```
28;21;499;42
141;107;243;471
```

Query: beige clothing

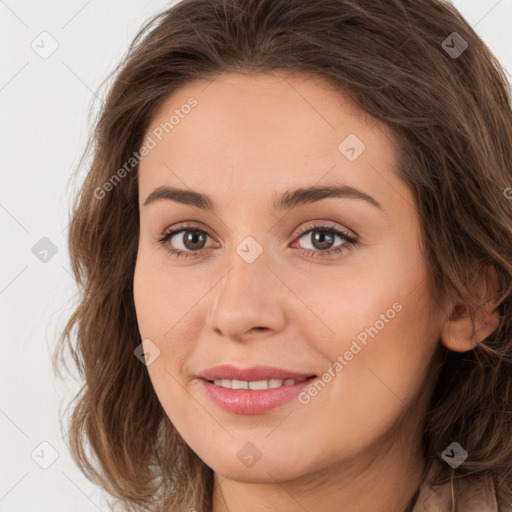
412;461;503;512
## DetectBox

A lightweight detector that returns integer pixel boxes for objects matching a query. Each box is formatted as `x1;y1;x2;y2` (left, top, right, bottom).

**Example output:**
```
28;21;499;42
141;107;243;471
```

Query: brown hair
53;0;512;510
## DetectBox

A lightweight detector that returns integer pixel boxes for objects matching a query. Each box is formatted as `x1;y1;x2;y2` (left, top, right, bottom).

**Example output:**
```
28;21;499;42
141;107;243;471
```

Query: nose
205;251;287;342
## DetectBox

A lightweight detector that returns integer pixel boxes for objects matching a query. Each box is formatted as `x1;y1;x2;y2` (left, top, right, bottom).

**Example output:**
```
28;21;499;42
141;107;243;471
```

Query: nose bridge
206;240;286;340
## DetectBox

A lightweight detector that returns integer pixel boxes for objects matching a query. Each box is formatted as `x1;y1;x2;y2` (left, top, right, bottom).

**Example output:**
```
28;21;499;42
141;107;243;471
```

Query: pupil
312;231;334;250
184;231;205;250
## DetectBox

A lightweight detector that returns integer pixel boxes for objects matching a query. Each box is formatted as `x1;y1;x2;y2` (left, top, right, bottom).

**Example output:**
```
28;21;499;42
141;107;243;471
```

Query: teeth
249;380;270;390
212;377;308;390
231;379;248;390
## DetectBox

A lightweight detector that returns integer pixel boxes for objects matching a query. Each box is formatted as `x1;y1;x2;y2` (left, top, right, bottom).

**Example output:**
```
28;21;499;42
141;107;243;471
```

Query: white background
1;0;511;510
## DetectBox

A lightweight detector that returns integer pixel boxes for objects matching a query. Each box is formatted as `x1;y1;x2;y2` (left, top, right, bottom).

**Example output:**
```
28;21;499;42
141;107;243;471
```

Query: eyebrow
143;184;382;211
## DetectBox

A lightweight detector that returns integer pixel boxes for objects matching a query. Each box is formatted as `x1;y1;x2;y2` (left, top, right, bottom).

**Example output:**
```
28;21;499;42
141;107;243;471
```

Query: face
133;72;446;483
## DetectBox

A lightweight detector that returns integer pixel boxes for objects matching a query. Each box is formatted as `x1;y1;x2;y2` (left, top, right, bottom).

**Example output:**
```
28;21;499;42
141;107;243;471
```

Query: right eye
157;223;218;258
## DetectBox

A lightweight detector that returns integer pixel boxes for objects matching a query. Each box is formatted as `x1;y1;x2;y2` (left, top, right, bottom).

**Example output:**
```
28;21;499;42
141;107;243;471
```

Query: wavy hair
53;0;512;510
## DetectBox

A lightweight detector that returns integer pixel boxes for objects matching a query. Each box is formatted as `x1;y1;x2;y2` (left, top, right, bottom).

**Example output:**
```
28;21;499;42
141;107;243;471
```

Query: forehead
138;72;411;217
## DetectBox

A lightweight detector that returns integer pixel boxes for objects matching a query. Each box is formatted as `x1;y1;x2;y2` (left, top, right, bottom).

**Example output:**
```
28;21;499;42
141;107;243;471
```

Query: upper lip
197;364;317;382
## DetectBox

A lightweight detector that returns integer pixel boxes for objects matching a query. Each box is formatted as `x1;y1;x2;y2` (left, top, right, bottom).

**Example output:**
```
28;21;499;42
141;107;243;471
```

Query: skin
133;71;499;512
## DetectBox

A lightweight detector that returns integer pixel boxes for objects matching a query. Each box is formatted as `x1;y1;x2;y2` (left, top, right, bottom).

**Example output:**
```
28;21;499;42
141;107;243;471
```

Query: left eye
296;227;350;251
297;226;356;253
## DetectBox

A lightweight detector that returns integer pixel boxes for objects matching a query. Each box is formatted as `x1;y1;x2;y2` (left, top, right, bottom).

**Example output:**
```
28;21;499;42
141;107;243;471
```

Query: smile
211;377;309;390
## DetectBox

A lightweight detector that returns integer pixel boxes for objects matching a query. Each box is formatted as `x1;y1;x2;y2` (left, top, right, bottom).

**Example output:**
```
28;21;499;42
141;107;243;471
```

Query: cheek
317;282;440;433
299;252;439;410
290;264;405;355
133;258;183;390
304;238;432;363
133;256;201;422
133;250;204;340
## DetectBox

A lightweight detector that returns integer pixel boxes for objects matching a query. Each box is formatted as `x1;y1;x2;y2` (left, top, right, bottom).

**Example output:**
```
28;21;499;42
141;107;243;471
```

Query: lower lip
198;378;315;414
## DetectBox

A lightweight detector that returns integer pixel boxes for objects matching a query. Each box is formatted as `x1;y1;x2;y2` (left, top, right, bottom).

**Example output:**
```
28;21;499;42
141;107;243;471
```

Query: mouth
196;365;318;414
204;376;316;390
197;363;317;382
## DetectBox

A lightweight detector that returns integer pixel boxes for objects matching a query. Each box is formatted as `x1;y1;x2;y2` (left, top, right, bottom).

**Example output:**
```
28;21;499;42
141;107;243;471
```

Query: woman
54;0;512;510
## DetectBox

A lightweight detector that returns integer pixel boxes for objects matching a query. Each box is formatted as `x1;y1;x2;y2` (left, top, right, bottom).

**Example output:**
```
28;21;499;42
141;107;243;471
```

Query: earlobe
440;266;500;353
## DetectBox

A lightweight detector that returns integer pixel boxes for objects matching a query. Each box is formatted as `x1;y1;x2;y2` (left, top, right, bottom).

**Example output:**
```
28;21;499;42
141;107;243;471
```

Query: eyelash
155;221;359;260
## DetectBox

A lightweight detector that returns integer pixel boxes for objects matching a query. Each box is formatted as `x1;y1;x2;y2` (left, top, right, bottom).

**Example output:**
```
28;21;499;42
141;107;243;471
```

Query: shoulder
412;460;500;512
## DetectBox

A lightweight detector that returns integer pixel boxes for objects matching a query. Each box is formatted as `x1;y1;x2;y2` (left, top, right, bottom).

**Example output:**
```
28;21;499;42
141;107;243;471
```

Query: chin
206;452;311;483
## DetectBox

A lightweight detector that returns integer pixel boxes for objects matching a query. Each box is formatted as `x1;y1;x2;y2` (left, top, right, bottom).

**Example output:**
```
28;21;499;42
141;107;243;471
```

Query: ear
440;265;500;353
